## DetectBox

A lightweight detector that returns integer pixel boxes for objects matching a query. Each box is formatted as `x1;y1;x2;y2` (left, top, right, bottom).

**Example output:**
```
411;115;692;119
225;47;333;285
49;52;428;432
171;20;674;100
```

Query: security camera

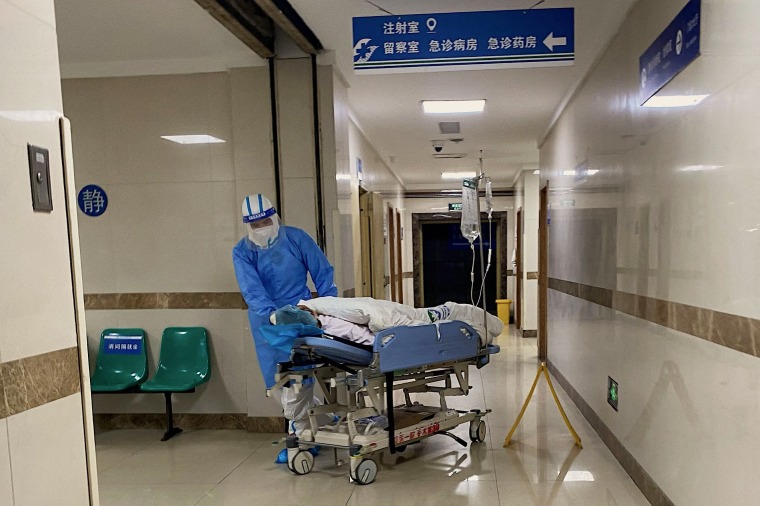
432;140;445;153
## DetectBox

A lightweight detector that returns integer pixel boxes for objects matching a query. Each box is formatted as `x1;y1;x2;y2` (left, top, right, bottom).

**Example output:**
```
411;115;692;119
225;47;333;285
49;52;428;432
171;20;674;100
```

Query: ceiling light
533;170;540;175
423;100;485;114
335;174;351;180
563;170;577;176
587;169;599;175
161;135;226;144
642;94;709;108
433;153;467;159
441;171;476;179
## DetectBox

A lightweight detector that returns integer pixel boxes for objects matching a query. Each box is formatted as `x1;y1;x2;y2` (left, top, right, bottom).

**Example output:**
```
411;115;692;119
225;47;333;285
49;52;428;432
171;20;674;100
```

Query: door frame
411;212;508;308
515;207;522;329
538;183;549;360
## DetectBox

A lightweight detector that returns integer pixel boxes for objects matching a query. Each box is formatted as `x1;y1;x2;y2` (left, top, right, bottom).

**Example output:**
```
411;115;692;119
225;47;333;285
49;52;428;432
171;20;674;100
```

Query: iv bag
460;178;480;243
485;178;493;218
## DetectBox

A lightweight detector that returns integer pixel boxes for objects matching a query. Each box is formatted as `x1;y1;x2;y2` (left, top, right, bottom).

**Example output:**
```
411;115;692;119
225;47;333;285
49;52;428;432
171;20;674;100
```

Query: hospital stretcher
270;320;500;484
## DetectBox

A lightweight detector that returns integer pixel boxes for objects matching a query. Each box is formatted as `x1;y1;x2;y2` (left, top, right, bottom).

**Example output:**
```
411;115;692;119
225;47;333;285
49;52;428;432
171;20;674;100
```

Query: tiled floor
94;327;650;505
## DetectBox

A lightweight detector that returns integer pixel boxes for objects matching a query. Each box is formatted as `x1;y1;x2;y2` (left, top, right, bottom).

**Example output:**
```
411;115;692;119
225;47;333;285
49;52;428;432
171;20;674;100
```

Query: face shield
247;214;280;248
242;194;281;249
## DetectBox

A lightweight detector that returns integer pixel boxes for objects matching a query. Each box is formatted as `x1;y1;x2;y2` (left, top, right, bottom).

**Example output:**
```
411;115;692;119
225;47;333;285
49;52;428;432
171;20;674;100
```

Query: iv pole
476;153;488;339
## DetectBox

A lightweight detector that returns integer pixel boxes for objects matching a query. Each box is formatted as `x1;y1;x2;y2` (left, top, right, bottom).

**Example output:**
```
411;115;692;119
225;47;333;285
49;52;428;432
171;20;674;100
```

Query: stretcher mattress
292;321;499;373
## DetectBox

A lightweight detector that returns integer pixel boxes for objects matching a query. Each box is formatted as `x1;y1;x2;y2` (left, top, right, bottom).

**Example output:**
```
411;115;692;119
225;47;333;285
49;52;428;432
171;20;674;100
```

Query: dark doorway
421;221;498;313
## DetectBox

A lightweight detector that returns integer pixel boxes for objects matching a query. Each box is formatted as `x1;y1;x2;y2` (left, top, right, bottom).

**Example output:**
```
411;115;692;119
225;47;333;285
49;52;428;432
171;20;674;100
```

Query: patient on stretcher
272;297;503;346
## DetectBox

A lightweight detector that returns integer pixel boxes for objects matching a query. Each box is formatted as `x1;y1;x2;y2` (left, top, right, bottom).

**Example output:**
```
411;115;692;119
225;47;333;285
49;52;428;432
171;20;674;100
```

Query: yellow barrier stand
503;362;583;449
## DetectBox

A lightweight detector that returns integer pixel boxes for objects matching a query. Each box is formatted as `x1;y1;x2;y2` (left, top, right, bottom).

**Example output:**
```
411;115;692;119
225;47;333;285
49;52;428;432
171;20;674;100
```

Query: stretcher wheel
351;458;378;485
469;420;486;443
288;450;314;475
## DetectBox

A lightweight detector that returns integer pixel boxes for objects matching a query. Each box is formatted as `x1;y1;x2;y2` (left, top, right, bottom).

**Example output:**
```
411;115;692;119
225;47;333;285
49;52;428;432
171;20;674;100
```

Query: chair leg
161;392;182;441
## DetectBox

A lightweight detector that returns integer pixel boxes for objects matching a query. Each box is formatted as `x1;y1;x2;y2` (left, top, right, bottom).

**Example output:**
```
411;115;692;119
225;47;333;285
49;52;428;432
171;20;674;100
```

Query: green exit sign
608;377;619;411
448;203;463;211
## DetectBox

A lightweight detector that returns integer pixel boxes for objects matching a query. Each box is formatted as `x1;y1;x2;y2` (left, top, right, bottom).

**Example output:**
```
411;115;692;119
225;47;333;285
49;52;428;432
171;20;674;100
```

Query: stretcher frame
270;320;498;484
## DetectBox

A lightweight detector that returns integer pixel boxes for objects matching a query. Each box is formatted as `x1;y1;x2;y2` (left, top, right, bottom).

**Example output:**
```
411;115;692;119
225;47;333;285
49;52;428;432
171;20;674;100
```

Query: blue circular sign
77;184;108;217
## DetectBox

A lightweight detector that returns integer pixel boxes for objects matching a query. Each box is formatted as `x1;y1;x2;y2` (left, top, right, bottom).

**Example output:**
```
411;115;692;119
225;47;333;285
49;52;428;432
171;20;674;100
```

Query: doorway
421;221;497;312
359;188;374;297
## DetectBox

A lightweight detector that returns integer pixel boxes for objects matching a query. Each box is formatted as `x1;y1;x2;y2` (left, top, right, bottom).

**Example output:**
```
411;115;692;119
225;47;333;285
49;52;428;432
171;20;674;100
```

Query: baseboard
93;413;286;433
520;329;537;338
546;360;674;506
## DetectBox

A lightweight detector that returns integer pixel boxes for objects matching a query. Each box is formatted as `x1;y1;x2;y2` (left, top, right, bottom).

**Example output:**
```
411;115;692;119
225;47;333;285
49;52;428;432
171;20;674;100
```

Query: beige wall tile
7;395;89;505
230;67;274;181
282;178;318;237
275;58;315;181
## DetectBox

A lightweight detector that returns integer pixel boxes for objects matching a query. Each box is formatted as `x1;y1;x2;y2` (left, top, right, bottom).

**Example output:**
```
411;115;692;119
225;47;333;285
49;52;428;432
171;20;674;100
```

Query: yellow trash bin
496;299;512;325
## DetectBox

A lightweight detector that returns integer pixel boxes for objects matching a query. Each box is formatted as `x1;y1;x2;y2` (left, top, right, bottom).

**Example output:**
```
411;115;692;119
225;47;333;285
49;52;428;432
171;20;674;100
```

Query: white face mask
248;215;280;248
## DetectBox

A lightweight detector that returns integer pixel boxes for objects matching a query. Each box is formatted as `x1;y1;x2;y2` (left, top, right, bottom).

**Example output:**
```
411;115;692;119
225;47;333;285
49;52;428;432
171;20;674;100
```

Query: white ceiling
55;0;636;190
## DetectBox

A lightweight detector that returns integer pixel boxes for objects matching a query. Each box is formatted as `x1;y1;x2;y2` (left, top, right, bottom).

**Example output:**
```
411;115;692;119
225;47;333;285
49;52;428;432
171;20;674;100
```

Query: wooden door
388;205;397;301
538;184;548;360
515;208;522;329
395;210;403;303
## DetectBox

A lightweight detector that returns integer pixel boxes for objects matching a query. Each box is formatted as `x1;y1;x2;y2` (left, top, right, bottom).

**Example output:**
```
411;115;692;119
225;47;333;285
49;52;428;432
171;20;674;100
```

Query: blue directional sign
353;8;574;74
639;0;701;104
77;184;108;217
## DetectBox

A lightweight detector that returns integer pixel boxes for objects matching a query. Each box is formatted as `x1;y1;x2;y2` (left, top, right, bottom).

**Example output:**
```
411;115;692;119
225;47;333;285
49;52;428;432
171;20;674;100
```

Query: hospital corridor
93;329;649;505
2;0;759;505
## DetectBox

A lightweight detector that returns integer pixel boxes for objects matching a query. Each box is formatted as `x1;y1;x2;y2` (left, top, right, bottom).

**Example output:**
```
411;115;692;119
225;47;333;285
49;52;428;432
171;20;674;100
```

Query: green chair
140;327;211;441
90;329;148;392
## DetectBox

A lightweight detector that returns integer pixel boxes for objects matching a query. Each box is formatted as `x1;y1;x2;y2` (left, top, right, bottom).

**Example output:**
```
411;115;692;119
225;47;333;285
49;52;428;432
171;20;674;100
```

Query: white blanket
298;297;503;344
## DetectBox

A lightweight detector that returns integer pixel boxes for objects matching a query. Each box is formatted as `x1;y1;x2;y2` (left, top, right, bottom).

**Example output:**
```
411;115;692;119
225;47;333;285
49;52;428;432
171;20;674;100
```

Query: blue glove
274;305;318;326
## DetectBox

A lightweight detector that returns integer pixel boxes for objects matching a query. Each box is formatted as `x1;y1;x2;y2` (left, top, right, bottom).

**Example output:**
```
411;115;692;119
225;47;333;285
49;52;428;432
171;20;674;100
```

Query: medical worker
232;194;337;451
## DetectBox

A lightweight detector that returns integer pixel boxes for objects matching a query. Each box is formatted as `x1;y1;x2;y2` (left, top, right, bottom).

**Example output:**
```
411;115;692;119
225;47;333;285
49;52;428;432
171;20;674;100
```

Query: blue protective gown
232;226;337;388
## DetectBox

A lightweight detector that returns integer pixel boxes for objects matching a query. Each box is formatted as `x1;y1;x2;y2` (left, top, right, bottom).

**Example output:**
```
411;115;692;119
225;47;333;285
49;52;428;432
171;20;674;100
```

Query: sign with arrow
353;8;574;74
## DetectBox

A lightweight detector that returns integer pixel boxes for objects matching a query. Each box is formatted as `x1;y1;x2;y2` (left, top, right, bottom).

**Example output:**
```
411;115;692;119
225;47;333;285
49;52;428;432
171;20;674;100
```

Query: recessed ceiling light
335;174;351;180
423;100;485;114
642;94;709;108
563;170;577;176
533;169;540;175
161;135;226;144
587;169;599;175
441;171;477;179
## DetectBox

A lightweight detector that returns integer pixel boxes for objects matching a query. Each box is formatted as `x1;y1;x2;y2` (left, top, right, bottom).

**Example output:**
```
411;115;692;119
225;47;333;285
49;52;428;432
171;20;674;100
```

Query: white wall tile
542;0;760;504
7;395;90;505
0;0;77;362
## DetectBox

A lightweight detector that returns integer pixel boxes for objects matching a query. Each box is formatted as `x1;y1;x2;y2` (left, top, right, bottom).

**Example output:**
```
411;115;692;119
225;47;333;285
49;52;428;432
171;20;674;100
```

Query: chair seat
91;373;143;392
140;371;207;392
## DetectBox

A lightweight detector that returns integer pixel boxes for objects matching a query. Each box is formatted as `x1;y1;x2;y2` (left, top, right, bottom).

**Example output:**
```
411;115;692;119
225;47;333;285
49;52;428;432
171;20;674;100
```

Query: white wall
1;0;92;502
514;171;540;331
541;0;760;503
348;118;405;300
63;69;281;417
